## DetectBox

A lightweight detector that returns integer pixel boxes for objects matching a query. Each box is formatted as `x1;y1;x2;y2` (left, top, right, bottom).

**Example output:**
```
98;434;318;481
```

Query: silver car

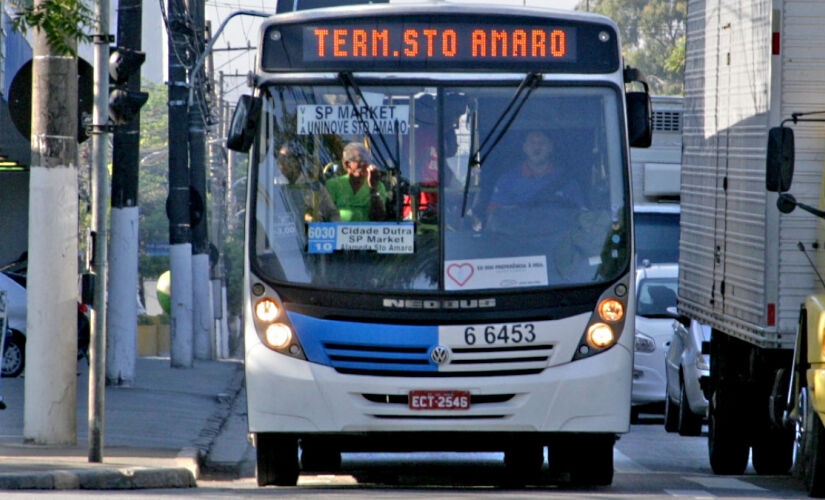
664;316;710;435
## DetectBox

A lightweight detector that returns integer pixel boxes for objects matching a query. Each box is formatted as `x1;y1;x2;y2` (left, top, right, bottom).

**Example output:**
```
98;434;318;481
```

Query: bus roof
262;2;618;28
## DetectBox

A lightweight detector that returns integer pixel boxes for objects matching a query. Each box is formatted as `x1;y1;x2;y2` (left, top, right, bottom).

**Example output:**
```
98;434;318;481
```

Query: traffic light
109;46;148;125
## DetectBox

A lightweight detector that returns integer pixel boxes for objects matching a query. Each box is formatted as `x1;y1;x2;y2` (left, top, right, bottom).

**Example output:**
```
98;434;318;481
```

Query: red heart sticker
446;263;474;287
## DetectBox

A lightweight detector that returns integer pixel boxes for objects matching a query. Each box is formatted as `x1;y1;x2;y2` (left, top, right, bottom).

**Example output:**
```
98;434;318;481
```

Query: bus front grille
322;342;554;376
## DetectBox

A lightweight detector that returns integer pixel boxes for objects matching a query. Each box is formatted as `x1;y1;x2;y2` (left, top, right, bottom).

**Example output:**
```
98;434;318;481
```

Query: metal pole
89;0;111;462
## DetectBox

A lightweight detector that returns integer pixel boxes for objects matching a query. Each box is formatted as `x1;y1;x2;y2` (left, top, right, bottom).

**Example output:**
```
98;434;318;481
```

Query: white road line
614;448;651;473
687;477;766;491
664;489;715;498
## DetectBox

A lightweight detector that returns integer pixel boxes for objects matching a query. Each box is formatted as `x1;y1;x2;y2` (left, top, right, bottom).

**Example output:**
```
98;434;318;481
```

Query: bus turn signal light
598;299;624;322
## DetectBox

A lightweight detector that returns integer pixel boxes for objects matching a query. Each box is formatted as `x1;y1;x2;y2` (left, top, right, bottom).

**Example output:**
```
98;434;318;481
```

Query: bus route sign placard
308;222;415;254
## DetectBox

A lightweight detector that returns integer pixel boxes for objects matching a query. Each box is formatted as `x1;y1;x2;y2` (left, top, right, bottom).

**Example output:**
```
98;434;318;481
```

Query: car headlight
634;332;656;353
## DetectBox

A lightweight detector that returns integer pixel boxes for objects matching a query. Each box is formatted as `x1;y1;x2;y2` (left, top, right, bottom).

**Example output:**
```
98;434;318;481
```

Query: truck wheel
256;434;299;486
795;388;825;496
567;434;614;486
300;442;341;472
2;330;25;378
708;389;748;475
678;380;703;436
752;428;793;475
664;391;679;433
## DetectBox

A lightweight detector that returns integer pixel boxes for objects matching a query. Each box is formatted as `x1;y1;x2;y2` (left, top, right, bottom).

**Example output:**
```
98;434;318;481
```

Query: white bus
228;2;652;486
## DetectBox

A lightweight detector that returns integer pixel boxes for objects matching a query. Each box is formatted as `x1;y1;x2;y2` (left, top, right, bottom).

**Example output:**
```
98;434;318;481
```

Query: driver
487;129;585;215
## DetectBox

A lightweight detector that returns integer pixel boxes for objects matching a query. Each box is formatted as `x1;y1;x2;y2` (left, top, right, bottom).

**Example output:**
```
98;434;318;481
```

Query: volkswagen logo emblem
430;345;451;365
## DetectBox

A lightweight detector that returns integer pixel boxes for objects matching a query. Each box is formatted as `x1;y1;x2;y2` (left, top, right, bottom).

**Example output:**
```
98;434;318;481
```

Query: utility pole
190;0;212;360
23;0;80;446
107;0;147;386
210;66;227;358
88;0;111;462
168;0;193;368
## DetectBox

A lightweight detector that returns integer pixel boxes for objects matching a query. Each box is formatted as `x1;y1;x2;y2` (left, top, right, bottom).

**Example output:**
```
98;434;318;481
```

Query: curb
0;467;196;490
0;361;245;490
192;362;246;478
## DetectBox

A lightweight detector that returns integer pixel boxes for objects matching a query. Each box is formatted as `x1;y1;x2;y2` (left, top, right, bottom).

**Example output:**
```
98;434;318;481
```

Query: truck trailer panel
680;0;825;349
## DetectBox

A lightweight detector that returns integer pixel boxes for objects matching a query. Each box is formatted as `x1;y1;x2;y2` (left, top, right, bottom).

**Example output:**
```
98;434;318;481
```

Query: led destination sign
306;25;575;63
261;15;618;73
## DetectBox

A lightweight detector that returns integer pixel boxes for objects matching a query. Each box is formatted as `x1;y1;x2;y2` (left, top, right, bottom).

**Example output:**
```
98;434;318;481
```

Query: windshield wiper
460;72;541;217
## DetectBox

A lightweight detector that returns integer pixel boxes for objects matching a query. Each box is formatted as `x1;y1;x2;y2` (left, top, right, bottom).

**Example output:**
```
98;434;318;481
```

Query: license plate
409;390;471;410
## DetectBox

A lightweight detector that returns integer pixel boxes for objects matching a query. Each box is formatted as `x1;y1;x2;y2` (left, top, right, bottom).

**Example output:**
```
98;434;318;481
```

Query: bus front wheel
256;433;299;486
553;434;614;486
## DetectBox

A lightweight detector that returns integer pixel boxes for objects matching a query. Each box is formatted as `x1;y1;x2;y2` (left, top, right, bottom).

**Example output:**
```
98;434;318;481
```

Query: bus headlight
572;279;629;361
249;284;306;360
587;323;615;348
264;323;293;349
255;298;281;322
598;299;624;322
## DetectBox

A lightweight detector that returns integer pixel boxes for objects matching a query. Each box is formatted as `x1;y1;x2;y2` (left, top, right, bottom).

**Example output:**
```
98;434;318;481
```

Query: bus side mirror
766;126;795;192
626;91;652;148
227;94;262;152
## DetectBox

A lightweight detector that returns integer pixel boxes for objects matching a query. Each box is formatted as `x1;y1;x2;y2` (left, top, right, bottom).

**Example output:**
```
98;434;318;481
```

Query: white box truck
633;95;682;267
678;0;825;495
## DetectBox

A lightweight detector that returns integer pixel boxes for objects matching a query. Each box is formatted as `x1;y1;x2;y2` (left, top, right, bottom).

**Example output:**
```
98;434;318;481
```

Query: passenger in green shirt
326;142;387;222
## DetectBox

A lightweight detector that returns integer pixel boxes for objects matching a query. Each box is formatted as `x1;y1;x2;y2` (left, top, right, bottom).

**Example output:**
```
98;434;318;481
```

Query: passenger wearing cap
325;142;388;221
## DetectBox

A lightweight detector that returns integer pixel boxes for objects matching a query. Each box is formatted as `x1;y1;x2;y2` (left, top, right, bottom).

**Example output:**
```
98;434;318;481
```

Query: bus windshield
252;82;629;292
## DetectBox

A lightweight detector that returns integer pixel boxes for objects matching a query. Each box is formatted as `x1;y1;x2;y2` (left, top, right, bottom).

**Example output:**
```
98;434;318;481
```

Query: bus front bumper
246;341;632;435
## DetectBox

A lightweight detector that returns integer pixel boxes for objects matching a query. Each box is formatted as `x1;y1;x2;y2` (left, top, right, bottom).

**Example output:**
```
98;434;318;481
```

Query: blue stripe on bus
287;311;439;371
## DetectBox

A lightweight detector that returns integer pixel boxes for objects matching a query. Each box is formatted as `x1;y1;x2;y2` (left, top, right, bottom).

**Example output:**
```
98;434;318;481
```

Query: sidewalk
0;356;248;489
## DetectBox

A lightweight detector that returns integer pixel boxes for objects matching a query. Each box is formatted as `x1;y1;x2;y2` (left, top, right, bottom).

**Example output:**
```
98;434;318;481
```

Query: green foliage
578;0;686;95
11;0;93;56
138;80;170;283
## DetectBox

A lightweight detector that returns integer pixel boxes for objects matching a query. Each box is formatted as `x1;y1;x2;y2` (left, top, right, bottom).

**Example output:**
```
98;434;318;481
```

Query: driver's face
523;132;552;164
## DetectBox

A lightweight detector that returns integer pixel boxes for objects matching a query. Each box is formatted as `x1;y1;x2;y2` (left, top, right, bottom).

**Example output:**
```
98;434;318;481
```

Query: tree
137;80;170;282
578;0;686;95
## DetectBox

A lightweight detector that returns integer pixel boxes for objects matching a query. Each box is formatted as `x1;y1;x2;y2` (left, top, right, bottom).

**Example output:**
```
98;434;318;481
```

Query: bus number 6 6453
463;323;536;345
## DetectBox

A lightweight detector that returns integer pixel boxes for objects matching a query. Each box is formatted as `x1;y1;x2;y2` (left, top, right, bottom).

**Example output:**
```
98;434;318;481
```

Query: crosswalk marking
664;489;715;498
614;448;651;473
687;477;766;491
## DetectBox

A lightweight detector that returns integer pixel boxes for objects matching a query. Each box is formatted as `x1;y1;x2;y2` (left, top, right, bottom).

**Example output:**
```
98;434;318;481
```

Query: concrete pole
23;23;79;445
190;0;212;361
208;57;226;359
168;0;193;368
107;0;144;386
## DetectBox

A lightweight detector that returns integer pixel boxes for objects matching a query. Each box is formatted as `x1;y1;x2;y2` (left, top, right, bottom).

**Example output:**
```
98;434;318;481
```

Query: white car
0;271;28;377
631;263;678;420
0;265;90;378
